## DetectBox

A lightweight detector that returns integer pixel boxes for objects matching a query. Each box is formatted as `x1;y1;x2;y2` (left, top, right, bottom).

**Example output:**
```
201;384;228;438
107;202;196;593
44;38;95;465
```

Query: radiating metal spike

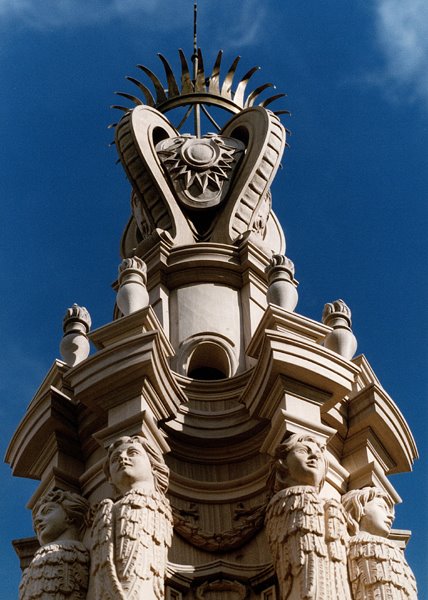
273;110;291;116
195;48;206;92
245;83;274;107
208;50;222;95
260;93;286;108
137;64;167;104
201;104;221;131
221;55;241;99
126;76;155;106
158;54;180;99
178;49;194;94
111;105;132;112
115;91;143;106
107;123;118;129
176;104;194;131
234;66;260;107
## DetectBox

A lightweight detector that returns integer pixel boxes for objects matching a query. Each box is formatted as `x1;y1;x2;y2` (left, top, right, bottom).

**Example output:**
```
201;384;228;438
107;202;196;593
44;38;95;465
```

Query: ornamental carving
172;502;265;552
114;50;286;251
265;435;351;600
157;134;245;210
5;45;419;600
19;490;90;600
342;487;417;600
90;436;173;600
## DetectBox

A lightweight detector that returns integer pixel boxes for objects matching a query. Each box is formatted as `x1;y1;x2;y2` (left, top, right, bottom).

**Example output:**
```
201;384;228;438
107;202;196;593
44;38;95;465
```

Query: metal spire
192;0;201;137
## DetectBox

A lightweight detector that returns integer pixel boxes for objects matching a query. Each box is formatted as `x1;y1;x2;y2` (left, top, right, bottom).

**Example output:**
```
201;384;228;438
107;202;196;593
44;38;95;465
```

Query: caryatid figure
19;489;90;600
90;435;173;600
342;487;417;600
265;434;351;600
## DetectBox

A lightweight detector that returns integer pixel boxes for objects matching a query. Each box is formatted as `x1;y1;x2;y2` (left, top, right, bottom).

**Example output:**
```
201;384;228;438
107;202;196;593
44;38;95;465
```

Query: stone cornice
66;326;186;421
243;328;360;418
5;386;81;479
346;382;418;473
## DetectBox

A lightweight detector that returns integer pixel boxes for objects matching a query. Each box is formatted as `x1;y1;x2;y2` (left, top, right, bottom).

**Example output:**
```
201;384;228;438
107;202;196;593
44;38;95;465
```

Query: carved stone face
33;501;70;545
284;440;326;487
108;440;155;494
360;496;394;537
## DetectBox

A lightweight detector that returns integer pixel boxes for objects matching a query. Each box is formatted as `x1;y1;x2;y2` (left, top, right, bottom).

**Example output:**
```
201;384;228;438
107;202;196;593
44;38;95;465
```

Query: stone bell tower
6;48;418;600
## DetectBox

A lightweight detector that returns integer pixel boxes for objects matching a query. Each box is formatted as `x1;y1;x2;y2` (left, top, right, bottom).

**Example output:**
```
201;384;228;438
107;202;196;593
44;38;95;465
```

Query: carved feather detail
19;541;89;600
265;486;329;600
91;491;173;600
266;488;353;600
324;499;353;600
348;533;418;600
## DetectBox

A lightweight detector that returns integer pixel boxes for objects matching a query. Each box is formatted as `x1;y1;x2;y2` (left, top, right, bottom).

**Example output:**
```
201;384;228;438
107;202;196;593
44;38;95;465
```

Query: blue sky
1;0;427;595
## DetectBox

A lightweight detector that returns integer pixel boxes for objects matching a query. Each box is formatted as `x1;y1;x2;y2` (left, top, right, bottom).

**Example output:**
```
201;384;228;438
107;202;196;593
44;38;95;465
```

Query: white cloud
0;0;266;47
2;0;265;53
374;0;428;106
218;1;267;49
0;0;182;29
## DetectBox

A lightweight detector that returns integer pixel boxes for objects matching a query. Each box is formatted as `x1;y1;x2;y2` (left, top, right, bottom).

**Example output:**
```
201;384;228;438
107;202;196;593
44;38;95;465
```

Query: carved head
33;489;89;546
104;435;169;496
268;434;328;494
342;487;395;537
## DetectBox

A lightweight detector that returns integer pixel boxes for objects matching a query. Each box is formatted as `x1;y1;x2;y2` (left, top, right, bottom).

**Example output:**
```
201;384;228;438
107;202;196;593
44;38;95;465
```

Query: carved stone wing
91;499;126;600
348;534;418;600
324;499;352;600
19;542;89;600
265;487;328;600
113;492;172;600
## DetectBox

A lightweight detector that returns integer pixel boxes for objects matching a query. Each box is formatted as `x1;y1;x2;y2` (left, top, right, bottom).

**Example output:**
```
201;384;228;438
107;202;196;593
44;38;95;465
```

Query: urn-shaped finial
60;303;91;366
266;254;299;312
322;299;357;359
116;256;149;316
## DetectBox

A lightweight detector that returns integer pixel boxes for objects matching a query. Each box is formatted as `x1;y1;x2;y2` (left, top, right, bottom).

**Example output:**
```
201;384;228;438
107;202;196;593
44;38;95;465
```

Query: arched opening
187;342;230;380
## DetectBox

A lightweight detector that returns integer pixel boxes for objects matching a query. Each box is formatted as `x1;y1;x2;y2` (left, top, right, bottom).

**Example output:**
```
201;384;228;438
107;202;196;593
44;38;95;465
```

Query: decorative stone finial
322;299;357;359
116;256;149;316
60;303;91;367
322;298;352;326
266;254;298;311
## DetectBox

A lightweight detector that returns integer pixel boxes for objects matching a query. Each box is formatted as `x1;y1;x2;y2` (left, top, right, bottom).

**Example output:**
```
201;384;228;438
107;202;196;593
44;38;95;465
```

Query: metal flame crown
113;49;289;122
